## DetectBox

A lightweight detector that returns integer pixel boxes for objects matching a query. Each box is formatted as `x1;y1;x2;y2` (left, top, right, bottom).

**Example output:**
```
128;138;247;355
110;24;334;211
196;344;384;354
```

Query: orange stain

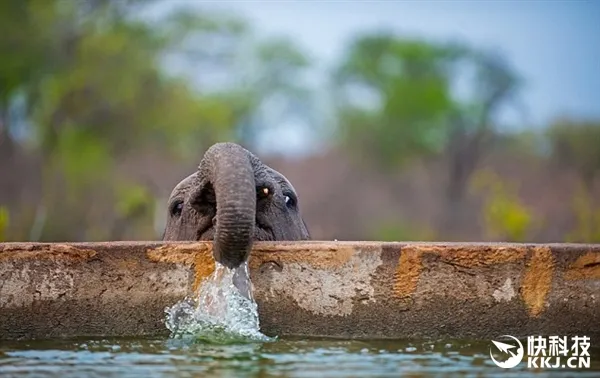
437;246;527;268
564;252;600;280
146;243;215;291
520;246;554;318
0;244;96;261
393;247;423;298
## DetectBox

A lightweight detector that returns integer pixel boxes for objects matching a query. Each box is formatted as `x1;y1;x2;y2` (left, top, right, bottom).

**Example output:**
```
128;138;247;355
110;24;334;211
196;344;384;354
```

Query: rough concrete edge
1;241;599;341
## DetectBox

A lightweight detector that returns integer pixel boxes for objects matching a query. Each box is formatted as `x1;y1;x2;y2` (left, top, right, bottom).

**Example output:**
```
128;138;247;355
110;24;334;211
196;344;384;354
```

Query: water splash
164;262;275;344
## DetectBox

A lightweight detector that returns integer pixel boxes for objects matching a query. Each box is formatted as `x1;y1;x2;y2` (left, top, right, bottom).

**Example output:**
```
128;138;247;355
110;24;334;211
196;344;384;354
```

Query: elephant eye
170;200;184;217
284;194;297;209
257;186;272;199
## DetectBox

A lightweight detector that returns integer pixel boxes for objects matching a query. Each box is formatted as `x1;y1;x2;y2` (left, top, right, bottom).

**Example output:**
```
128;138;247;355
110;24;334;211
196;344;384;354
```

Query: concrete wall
0;241;598;340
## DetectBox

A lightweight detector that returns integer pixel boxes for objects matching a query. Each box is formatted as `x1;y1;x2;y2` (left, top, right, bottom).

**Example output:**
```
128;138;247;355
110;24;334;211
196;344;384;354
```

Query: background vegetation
1;0;599;243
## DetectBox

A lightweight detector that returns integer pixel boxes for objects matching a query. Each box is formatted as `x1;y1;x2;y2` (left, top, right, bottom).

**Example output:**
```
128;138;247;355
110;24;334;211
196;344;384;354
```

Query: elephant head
163;142;310;269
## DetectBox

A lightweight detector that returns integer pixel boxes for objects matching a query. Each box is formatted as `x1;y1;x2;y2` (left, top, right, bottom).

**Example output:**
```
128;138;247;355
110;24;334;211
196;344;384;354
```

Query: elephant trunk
200;143;256;269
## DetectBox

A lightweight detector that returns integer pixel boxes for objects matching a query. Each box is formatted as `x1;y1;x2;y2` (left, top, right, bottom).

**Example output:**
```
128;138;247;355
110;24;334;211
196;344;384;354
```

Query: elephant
163;142;311;271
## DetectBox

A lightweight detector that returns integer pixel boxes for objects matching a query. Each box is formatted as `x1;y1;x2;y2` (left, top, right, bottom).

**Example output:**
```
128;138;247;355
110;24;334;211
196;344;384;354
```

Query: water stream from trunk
164;262;274;344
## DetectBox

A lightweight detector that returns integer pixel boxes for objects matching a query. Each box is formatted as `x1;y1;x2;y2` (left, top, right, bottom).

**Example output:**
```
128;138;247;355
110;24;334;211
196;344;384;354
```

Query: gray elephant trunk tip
200;143;256;270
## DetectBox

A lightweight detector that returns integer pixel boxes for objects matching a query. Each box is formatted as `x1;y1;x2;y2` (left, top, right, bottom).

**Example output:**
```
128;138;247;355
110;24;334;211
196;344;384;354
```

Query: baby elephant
163;142;311;269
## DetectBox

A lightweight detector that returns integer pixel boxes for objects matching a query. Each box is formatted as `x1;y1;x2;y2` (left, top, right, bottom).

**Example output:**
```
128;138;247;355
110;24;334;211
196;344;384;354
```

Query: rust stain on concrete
435;246;527;268
146;243;215;291
564;251;600;280
254;242;347;253
146;243;207;265
520;246;554;317
192;252;216;291
391;244;527;298
393;247;423;298
251;245;356;270
0;244;96;261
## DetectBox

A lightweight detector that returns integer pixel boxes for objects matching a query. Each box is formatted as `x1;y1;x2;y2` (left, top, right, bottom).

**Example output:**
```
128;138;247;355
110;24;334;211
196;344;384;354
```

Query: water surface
1;336;598;377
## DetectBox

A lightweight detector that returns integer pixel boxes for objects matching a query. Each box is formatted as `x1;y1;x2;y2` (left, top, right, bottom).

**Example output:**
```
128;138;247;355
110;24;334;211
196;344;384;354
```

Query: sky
163;1;600;155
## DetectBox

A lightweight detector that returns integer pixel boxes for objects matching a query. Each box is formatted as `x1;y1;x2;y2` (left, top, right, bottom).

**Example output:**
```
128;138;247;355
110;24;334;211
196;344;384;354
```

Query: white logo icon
490;335;524;369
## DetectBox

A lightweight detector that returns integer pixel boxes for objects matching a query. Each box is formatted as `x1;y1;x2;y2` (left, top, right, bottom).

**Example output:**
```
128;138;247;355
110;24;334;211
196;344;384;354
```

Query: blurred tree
0;207;8;242
3;0;302;241
332;34;456;167
23;1;224;240
237;36;314;149
142;7;315;151
0;0;54;157
111;182;155;240
0;0;317;241
443;50;521;226
332;32;521;238
547;119;600;242
547;119;600;193
566;183;600;243
470;169;535;242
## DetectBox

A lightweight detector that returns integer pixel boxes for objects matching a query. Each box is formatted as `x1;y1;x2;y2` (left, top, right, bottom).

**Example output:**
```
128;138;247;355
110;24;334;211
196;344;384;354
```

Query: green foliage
0;206;8;241
31;6;220;163
0;0;314;241
0;0;55;104
333;32;520;172
4;2;583;245
370;220;436;242
333;33;456;168
4;0;311;165
566;183;600;243
470;170;534;242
